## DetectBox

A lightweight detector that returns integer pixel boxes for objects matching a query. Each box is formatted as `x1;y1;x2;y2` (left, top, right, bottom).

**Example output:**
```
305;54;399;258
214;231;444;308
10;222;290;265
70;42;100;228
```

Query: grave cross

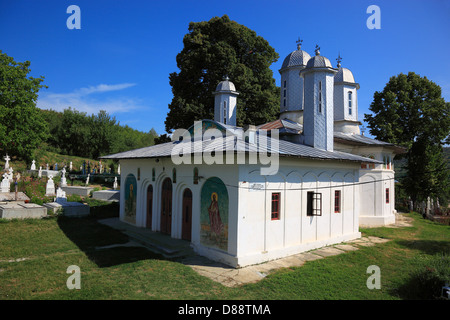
4;155;10;170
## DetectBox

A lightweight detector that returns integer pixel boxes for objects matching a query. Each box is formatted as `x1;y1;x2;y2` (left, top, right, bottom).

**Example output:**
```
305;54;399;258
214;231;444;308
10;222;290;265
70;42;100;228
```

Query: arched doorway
160;178;172;235
182;188;193;241
146;185;153;228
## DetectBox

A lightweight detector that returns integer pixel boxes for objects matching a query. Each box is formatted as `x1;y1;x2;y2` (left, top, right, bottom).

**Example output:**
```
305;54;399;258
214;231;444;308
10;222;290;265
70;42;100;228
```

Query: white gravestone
113;176;118;190
38;166;42;178
45;175;55;196
31;160;36;171
55;187;67;204
4;155;10;170
86;174;90;186
7;167;13;182
60;168;67;187
1;173;10;193
69;161;73;172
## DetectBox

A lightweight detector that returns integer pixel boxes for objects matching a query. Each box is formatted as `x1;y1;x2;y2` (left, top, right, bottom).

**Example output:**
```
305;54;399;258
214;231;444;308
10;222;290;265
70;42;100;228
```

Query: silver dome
281;49;311;69
305;55;333;69
215;77;236;92
335;67;356;83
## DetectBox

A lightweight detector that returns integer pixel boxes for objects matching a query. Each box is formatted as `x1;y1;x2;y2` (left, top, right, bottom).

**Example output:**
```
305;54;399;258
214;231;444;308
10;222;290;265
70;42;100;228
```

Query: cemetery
0;154;120;220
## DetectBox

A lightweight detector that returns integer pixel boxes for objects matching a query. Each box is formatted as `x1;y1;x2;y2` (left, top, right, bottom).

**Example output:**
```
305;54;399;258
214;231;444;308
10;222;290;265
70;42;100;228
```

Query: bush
404;253;450;299
67;194;82;202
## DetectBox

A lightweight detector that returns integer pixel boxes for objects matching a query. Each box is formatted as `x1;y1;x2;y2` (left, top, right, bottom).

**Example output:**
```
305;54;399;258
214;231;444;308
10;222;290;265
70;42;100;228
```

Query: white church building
103;41;404;268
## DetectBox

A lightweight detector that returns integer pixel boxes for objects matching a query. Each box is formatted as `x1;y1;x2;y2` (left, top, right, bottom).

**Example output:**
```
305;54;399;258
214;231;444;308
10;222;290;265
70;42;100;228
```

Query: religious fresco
124;174;137;224
188;119;226;137
200;177;229;251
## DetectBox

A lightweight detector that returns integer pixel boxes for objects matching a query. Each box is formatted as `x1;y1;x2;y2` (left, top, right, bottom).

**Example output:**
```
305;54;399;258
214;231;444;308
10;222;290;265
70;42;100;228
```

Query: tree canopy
165;15;280;133
0;51;49;162
42;108;159;159
364;72;450;204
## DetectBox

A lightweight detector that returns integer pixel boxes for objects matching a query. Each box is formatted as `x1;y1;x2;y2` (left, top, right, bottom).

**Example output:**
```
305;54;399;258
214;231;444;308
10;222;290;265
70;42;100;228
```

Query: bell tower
278;37;311;124
213;76;239;126
300;45;337;151
333;54;361;134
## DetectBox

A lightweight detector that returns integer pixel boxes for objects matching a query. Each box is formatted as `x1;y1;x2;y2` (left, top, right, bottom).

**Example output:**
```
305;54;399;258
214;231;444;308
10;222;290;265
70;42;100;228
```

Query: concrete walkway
179;236;390;287
97;215;412;287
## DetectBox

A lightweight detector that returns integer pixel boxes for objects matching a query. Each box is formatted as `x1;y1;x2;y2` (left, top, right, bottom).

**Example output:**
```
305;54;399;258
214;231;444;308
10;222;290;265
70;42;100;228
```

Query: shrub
405;253;450;299
67;194;82;202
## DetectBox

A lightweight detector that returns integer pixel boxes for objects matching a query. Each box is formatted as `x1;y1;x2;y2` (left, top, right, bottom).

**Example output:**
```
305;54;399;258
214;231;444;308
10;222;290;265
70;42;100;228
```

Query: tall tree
365;72;450;204
165;15;280;133
42;107;160;158
0;51;49;162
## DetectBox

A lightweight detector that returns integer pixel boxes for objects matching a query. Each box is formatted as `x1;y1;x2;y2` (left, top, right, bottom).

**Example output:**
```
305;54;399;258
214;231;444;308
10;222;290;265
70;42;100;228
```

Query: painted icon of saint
126;183;134;217
208;192;223;235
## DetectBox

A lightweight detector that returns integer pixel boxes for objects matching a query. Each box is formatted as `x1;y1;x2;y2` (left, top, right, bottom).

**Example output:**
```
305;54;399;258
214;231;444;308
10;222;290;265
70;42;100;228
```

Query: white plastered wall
236;157;361;267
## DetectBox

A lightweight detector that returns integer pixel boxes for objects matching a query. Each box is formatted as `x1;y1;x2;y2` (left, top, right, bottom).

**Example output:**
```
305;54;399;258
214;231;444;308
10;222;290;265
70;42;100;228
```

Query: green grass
0;211;448;300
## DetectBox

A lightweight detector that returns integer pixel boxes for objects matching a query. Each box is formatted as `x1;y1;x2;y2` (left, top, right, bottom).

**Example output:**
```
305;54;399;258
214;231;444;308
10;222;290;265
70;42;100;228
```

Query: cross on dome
315;45;320;56
336;53;342;68
296;37;303;50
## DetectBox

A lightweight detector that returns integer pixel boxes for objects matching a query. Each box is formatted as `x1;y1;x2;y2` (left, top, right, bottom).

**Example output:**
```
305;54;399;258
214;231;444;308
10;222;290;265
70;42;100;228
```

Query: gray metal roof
281;49;311;69
214;78;237;93
334;132;392;146
258;119;404;152
335;67;356;83
102;132;381;164
305;55;333;68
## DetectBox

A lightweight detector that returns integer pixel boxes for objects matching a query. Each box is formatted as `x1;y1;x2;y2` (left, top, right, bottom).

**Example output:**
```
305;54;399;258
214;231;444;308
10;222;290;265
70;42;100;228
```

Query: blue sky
1;0;449;137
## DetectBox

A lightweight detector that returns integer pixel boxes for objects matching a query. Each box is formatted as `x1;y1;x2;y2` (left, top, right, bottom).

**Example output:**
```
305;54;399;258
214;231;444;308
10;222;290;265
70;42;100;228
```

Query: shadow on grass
57;202;164;268
396;240;450;255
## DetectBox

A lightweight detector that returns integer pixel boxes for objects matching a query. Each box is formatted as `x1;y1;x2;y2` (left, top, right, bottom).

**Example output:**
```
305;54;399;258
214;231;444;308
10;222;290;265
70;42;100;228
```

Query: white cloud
37;83;145;114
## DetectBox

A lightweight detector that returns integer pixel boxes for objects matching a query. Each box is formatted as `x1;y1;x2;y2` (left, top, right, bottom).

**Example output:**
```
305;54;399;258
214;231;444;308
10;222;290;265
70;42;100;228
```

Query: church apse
200;177;229;251
124;174;137;224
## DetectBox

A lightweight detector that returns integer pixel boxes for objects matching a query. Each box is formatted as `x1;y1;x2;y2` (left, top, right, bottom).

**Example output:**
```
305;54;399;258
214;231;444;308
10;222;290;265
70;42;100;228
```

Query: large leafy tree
364;72;450;204
0;51;49;162
165;15;280;133
42;107;159;159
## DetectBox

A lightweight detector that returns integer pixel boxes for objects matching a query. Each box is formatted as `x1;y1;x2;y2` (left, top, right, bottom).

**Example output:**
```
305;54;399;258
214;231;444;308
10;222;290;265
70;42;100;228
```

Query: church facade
103;41;404;268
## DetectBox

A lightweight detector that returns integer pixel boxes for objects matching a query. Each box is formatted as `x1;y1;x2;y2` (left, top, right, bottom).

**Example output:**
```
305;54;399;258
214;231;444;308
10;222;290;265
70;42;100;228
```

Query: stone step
98;218;194;259
124;230;194;259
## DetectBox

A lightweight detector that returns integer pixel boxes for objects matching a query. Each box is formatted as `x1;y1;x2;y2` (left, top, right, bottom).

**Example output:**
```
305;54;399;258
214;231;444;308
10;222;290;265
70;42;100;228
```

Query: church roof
102;126;381;164
258;118;302;135
257;120;406;154
281;49;311;69
333;132;407;153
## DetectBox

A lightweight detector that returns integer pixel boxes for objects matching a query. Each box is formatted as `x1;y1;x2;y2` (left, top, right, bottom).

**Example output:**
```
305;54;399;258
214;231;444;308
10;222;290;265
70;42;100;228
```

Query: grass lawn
0;210;448;300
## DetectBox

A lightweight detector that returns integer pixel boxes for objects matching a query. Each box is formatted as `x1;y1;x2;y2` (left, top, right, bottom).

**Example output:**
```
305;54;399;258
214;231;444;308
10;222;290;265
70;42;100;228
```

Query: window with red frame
271;193;280;220
334;190;341;213
386;188;390;204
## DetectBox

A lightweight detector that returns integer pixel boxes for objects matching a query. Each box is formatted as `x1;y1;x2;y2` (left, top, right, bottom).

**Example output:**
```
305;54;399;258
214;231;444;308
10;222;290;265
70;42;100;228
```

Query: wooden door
146;185;153;228
160;178;172;235
182;188;193;241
